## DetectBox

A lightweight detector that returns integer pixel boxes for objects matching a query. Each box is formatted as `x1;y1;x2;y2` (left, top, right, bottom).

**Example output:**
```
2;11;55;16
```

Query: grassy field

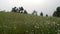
0;12;60;34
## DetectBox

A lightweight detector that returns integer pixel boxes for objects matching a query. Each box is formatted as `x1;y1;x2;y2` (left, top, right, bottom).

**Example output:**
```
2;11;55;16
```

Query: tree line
53;7;60;17
11;6;27;14
11;6;60;17
11;6;48;16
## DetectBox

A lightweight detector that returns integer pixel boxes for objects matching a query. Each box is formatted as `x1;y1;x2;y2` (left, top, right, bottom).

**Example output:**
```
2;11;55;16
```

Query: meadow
0;12;60;34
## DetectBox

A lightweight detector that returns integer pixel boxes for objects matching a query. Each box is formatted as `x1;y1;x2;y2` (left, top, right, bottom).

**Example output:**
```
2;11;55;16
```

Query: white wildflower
34;26;37;28
57;33;60;34
53;22;56;24
42;33;44;34
26;30;29;33
58;29;60;32
25;22;27;24
57;29;60;34
57;24;60;26
47;23;50;24
57;31;60;34
37;26;39;29
46;21;50;24
48;32;50;34
14;26;16;29
32;30;34;31
34;26;39;29
36;23;39;25
55;30;57;32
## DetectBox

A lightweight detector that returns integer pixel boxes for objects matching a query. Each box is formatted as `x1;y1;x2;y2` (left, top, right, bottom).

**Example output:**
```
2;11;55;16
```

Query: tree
11;6;26;13
40;12;43;16
11;7;17;12
32;10;37;15
57;7;60;11
53;11;57;16
46;14;48;17
24;10;28;14
18;7;21;13
20;7;24;13
53;7;60;17
16;8;19;13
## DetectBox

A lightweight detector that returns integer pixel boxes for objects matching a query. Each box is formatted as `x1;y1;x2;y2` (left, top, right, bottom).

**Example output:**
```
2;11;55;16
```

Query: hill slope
0;12;60;34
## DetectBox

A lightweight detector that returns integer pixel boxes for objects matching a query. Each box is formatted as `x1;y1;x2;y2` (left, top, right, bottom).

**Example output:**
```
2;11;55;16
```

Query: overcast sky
0;0;60;16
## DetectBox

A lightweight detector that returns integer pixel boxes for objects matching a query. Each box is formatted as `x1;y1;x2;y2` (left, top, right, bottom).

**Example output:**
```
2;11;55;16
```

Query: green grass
0;12;60;34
